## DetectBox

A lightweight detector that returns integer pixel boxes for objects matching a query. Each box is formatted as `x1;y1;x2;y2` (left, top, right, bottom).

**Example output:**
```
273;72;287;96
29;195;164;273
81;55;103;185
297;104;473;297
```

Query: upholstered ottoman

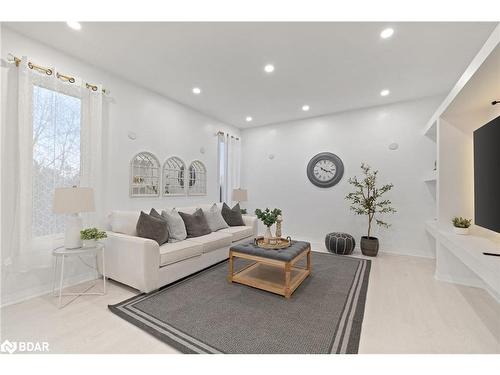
325;232;355;255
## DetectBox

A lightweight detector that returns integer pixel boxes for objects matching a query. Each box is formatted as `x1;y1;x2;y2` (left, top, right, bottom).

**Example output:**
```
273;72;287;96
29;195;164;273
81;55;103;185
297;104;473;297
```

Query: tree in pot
345;163;396;256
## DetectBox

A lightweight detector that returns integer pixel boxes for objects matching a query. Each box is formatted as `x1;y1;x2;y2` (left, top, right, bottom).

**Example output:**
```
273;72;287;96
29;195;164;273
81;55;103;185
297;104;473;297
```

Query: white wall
0;27;239;305
241;96;442;258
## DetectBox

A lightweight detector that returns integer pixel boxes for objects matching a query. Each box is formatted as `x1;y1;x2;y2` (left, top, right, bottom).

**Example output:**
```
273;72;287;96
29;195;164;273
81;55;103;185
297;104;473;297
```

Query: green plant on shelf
80;227;108;240
452;217;472;229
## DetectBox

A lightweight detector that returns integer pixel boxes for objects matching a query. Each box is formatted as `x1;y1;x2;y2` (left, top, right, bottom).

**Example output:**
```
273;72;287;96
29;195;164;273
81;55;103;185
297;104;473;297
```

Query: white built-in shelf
425;219;439;238
423;170;437;182
423;119;437;142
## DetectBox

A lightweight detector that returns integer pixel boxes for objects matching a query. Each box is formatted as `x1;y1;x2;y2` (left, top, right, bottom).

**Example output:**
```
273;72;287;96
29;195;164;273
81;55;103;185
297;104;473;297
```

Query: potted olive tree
345;163;396;256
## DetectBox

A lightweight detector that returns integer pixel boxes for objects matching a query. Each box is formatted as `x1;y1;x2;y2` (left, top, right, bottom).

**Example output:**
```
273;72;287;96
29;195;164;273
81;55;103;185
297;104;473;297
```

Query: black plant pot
360;236;379;257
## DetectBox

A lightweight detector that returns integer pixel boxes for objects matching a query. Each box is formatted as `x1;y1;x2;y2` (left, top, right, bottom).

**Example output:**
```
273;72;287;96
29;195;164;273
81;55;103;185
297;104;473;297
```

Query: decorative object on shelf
345;163;396;257
325;232;356;255
433;160;437;171
130;152;160;197
268;154;275;160
80;227;107;247
255;207;282;243
127;131;137;140
452;217;472;235
163;156;186;196
187;160;207;195
307;152;344;188
254;236;292;250
200;146;206;154
275;215;283;238
53;186;95;249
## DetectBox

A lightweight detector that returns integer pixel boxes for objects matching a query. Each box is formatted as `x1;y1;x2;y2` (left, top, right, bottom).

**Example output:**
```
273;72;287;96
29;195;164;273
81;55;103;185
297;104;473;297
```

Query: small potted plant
255;208;282;243
452;217;472;235
345;163;396;256
80;227;107;247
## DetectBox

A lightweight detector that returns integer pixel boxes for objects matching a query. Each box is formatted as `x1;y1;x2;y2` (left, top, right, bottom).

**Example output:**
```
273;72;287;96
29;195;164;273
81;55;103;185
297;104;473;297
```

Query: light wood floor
1;252;499;354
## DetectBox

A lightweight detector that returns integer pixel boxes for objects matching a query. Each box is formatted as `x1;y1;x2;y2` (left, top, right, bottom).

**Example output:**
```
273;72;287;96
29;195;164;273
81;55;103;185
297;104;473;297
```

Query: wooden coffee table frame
227;245;311;298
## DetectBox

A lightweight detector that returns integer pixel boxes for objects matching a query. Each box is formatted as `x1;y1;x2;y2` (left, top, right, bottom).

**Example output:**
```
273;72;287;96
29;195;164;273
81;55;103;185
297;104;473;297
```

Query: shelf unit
423;25;500;303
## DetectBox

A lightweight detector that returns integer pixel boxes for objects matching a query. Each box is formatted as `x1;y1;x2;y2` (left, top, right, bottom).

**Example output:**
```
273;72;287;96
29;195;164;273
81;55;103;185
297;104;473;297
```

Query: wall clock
306;152;344;188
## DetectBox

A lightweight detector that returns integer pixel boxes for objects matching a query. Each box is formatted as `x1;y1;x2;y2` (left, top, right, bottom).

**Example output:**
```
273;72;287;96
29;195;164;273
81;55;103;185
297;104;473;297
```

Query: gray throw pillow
221;202;245;226
161;208;187;243
203;204;229;232
178;208;212;238
136;211;169;246
149;208;169;242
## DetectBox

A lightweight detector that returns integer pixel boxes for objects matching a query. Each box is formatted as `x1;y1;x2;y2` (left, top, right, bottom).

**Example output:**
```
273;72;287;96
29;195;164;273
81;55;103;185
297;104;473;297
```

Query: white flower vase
453;227;469;235
83;239;97;247
264;226;272;243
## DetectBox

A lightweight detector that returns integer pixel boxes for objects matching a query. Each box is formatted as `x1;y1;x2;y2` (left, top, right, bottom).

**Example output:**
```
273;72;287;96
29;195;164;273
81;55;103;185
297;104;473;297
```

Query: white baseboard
1;271;97;307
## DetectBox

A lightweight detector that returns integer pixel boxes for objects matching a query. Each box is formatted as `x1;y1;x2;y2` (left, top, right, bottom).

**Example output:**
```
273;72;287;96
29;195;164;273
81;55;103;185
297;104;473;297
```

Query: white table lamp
232;188;248;204
53;187;95;249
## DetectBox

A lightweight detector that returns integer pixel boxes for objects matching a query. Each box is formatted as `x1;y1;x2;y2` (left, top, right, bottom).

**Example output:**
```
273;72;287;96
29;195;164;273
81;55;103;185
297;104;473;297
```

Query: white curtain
1;56;104;304
221;133;241;204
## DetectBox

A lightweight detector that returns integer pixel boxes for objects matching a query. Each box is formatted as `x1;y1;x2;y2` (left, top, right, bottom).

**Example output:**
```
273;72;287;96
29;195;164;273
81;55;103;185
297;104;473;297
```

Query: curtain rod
216;131;240;141
7;53;109;95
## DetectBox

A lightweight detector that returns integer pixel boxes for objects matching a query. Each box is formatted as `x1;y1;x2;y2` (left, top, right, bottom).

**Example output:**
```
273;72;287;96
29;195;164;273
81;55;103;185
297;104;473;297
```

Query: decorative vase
82;239;97;248
275;219;282;238
360;236;379;257
453;227;469;235
264;226;272;243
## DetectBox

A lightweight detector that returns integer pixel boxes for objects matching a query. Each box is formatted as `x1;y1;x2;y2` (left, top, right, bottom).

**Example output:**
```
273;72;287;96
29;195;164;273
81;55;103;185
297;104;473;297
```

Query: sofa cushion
203;204;229;232
149;208;169;243
109;210;140;236
218;226;254;242
221;203;245;226
187;232;233;253
178;208;212;238
136;211;169;246
159;240;203;267
162;208;187;242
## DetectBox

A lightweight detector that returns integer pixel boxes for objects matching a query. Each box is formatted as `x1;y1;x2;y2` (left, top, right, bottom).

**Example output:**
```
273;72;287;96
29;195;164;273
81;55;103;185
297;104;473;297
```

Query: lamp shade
232;188;248;202
53;187;95;214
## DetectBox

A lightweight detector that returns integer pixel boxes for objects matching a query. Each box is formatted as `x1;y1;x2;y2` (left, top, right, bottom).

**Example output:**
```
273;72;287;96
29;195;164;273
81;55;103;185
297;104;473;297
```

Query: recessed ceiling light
380;89;390;97
192;87;201;95
380;28;394;39
66;21;82;30
264;64;275;73
302;105;310;112
245;116;253;122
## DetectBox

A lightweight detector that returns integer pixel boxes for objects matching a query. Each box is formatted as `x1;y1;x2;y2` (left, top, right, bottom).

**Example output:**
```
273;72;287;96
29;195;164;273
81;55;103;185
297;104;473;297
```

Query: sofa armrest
102;232;160;293
242;215;258;237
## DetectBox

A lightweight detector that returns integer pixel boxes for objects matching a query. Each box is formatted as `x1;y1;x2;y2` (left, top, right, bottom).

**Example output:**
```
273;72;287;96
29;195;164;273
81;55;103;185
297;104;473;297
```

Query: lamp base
65;213;83;249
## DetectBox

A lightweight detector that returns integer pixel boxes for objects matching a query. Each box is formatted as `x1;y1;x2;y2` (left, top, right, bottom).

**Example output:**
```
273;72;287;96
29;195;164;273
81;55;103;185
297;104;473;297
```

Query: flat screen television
473;115;500;233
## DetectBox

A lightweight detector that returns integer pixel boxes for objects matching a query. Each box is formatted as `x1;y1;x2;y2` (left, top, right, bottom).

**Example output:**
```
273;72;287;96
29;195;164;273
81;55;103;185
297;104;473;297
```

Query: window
32;85;82;237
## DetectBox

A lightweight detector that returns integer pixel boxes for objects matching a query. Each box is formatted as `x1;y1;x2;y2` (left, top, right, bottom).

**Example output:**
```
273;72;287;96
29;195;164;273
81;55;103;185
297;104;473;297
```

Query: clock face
307;152;344;188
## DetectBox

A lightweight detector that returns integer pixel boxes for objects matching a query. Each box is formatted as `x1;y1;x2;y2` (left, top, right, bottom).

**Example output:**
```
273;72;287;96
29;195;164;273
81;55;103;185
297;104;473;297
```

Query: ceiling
5;22;498;128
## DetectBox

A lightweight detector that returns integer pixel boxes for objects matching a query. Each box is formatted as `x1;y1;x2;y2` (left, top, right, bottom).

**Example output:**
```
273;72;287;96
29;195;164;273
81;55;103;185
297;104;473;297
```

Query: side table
52;243;106;308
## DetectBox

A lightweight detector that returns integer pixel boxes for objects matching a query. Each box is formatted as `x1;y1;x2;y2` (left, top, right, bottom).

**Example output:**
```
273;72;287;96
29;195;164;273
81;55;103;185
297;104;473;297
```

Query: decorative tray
254;236;292;250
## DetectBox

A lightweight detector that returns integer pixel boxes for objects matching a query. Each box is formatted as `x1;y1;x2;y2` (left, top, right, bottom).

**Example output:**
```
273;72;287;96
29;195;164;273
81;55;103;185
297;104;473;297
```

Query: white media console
423;25;500;304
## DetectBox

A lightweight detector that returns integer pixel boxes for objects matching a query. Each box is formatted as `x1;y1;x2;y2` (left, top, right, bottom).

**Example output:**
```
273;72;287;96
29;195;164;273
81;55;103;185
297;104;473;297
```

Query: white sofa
103;204;258;293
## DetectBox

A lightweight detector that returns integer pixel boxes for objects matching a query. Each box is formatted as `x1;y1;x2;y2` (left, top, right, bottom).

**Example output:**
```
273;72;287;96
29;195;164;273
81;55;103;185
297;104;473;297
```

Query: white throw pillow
162;208;188;242
109;211;141;236
203;203;229;232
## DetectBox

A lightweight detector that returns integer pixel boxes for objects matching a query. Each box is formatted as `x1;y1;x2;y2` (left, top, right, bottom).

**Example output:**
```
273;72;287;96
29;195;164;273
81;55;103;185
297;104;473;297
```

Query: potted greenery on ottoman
255;208;282;243
80;227;107;247
345;163;396;256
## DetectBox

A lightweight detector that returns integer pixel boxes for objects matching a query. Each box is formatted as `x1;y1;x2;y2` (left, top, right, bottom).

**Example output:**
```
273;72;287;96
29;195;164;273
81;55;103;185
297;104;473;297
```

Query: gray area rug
109;252;370;354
